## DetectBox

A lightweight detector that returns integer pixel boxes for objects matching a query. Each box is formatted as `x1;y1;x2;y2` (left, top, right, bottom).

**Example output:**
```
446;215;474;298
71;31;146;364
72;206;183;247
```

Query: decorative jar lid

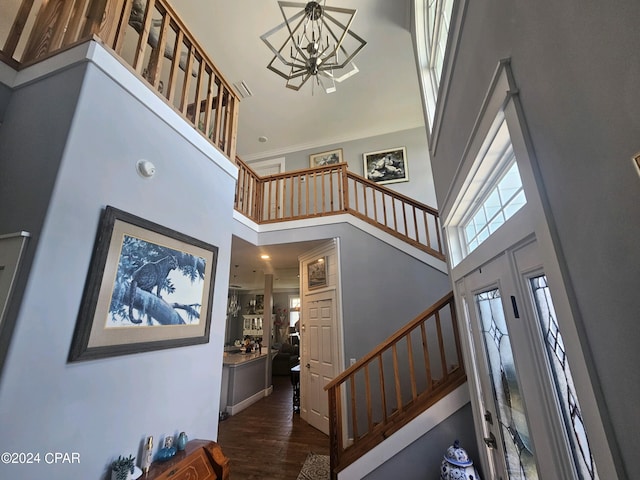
443;440;473;467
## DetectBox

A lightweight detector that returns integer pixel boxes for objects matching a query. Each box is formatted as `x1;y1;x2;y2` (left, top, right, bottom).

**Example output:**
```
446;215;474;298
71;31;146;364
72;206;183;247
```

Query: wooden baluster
378;354;387;421
401;199;408;237
321;169;326;213
423;210;432;251
225;91;239;159
391;196;398;231
420;321;433;390
146;10;170;89
328;168;334;212
3;0;36;60
372;188;378;225
412;205;419;243
211;77;222;144
349;375;358;441
391;344;402;414
22;0;72;62
202;67;214;136
328;385;341;480
132;0;155;75
435;310;447;383
364;364;373;433
100;0;128;50
276;176;281;219
341;165;349;212
434;213;443;254
179;42;194;115
166;29;182;103
406;332;417;401
61;0;87;46
363;185;369;218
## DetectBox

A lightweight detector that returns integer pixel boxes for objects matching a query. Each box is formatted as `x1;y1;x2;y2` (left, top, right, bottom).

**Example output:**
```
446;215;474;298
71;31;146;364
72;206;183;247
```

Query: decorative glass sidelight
476;289;539;479
530;275;598;479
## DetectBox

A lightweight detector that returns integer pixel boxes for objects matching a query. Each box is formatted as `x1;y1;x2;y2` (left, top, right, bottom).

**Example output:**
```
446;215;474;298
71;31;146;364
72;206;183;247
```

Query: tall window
416;0;455;130
289;296;300;328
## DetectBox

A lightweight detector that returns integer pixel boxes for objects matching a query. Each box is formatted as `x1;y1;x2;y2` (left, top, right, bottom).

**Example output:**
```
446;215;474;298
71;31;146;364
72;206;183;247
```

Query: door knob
483;432;497;449
305;363;310;369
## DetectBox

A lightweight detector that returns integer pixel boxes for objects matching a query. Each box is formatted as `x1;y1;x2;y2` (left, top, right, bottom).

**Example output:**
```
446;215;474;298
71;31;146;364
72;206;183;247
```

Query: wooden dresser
142;440;229;480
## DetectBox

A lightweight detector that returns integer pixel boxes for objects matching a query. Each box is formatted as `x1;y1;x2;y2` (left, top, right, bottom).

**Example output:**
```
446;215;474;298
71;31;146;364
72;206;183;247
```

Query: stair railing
234;158;444;259
324;292;466;478
1;0;239;160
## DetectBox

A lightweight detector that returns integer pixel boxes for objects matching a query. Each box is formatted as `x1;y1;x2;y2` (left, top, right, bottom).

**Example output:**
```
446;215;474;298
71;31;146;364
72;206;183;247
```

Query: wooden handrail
1;0;240;161
232;160;445;259
324;292;466;478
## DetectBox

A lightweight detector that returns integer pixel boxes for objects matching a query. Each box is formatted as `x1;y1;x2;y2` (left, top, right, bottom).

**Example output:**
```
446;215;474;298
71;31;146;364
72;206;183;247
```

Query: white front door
301;290;337;434
458;240;599;479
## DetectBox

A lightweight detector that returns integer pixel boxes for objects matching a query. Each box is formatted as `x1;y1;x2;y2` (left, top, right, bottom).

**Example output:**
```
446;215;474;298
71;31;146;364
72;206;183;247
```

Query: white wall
0;43;235;479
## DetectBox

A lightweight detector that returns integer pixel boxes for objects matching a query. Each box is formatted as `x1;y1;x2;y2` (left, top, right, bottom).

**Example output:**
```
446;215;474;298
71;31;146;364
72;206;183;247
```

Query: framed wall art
68;206;218;361
310;148;343;168
307;257;327;290
363;147;409;184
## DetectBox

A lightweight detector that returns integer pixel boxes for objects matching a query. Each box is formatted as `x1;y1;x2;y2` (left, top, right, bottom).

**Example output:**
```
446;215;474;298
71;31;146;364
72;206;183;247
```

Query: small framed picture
634;153;640;176
310;148;343;168
307;257;327;290
363;147;409;184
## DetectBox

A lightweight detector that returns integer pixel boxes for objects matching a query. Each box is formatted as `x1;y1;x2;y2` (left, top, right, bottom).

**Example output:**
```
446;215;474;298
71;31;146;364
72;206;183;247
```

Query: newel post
327;384;342;480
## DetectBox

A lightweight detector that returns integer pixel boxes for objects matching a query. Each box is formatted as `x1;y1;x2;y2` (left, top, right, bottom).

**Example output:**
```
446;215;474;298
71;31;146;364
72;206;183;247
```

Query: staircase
324;292;465;479
234;159;465;479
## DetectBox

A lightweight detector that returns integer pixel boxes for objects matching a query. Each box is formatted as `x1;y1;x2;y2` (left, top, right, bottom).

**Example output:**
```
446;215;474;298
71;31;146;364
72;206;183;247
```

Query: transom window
444;114;528;265
463;160;527;253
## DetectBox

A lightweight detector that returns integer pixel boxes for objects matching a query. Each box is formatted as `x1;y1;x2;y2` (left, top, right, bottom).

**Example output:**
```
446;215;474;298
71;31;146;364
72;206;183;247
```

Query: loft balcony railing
236;158;445;260
324;292;466;478
1;0;239;160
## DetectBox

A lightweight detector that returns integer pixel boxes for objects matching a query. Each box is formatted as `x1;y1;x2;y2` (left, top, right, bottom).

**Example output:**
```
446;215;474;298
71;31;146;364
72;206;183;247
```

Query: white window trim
412;0;468;153
442;58;619;479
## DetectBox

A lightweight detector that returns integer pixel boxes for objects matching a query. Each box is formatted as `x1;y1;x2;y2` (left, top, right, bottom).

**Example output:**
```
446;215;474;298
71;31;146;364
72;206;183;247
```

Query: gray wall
0;55;235;479
363;403;479;480
0;82;11;124
251;126;438;207
430;1;640;475
256;223;451;368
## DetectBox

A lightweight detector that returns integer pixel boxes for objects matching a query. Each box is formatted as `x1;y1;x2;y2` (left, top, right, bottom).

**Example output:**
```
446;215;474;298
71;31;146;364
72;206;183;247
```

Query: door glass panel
530;275;599;479
476;289;539;479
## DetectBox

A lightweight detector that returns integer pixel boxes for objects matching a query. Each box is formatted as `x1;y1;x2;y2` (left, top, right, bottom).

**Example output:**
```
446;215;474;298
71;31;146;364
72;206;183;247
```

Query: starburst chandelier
261;1;367;93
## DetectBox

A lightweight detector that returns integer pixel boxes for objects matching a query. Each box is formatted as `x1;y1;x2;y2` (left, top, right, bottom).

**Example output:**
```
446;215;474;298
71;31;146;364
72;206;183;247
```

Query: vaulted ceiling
169;0;426;290
171;0;425;160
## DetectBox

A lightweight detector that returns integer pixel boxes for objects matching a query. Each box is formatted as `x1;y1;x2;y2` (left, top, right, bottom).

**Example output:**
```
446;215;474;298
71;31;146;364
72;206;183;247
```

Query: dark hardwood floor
217;375;330;480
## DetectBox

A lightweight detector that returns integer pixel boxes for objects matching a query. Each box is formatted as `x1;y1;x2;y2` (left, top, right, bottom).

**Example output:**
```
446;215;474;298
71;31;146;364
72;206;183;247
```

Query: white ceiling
169;0;426;290
171;0;425;160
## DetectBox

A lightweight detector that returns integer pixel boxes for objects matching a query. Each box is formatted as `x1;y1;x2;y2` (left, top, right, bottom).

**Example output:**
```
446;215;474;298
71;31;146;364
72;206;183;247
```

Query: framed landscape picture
307;257;327;289
363;147;409;184
69;206;218;361
310;148;343;168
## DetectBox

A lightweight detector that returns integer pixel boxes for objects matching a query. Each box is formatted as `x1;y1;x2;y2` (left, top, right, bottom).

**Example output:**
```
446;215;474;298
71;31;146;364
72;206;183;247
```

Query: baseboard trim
226;386;272;416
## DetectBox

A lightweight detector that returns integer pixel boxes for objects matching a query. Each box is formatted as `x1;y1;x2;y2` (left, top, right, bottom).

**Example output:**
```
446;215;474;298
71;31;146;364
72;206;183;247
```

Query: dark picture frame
363;147;409;184
307;257;327;290
68;206;218;361
310;148;343;168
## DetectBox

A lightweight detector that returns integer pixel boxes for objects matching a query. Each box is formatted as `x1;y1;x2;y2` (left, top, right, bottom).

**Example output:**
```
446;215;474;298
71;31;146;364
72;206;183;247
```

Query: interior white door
301;291;337;434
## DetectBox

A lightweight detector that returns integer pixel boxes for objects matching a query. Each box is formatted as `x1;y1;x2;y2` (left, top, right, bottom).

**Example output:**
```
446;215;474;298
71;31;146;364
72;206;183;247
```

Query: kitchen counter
220;349;277;416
